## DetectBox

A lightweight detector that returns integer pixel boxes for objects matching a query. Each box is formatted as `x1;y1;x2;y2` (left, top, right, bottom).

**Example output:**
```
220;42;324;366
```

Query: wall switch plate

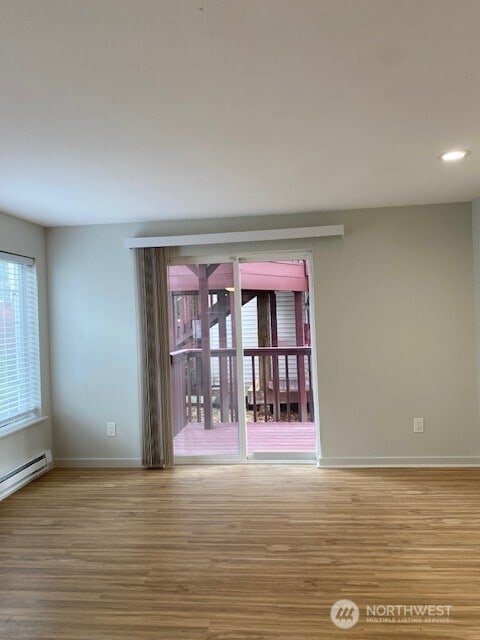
413;417;424;433
106;421;117;437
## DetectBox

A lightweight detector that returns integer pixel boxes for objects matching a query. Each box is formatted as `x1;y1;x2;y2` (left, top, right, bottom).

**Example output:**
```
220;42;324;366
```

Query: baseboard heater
0;449;53;501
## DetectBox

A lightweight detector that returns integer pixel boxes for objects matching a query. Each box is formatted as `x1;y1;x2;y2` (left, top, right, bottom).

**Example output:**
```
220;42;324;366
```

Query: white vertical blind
0;254;41;428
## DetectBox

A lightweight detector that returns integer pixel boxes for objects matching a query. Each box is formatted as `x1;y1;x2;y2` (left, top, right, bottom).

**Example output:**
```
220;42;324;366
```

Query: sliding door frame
238;249;320;462
169;256;246;464
169;249;321;464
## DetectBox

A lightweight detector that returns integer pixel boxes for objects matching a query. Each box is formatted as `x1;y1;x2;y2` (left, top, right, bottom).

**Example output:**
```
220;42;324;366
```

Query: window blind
0;252;41;429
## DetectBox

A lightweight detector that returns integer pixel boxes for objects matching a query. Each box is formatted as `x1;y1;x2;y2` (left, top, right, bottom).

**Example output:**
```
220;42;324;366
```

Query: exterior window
0;252;41;429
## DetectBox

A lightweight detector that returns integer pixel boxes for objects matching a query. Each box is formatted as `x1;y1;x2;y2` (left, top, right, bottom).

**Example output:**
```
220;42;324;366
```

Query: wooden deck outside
169;260;313;433
171;346;314;434
173;420;316;456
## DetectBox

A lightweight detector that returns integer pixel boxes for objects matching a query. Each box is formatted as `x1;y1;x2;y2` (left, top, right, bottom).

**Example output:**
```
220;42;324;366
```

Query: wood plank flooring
2;466;480;638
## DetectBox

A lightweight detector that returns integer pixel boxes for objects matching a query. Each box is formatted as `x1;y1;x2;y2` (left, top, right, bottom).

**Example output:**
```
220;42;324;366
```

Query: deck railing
171;346;313;434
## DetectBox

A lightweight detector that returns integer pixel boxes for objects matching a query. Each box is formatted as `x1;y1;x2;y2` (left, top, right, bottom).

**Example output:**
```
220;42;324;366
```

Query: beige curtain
135;247;174;468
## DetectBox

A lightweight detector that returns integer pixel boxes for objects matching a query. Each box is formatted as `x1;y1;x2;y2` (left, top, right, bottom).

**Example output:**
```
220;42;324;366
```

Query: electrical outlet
106;421;117;437
413;417;424;433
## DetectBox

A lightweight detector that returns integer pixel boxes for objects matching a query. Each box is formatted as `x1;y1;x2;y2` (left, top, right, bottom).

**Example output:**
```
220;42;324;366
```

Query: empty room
2;0;480;637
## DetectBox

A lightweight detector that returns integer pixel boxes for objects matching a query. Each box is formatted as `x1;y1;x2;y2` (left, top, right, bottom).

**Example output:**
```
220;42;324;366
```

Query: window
0;252;41;429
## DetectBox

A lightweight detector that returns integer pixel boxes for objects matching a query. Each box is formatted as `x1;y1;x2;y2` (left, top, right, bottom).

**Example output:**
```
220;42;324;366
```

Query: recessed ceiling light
440;149;471;162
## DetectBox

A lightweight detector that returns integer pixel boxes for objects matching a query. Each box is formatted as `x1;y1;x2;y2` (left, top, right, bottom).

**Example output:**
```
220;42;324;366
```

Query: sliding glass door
239;258;316;460
168;261;243;459
168;254;318;462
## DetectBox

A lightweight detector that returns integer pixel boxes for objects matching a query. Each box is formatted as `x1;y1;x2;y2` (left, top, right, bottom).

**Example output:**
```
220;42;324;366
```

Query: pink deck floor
173;421;316;456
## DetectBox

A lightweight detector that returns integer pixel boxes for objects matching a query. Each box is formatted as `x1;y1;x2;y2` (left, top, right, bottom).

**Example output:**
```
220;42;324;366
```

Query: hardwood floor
2;466;480;639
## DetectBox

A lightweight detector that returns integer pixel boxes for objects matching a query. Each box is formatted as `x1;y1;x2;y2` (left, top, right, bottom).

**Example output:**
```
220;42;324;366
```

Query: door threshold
247;452;316;463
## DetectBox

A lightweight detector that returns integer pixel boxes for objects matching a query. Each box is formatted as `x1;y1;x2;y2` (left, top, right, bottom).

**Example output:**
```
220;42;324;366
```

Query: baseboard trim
318;456;480;468
54;458;142;468
54;456;480;469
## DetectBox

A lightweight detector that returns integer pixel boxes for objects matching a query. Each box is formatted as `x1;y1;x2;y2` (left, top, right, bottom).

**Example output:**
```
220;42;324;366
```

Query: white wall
0;211;52;472
314;204;479;464
472;197;480;424
46;202;480;466
46;225;141;466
